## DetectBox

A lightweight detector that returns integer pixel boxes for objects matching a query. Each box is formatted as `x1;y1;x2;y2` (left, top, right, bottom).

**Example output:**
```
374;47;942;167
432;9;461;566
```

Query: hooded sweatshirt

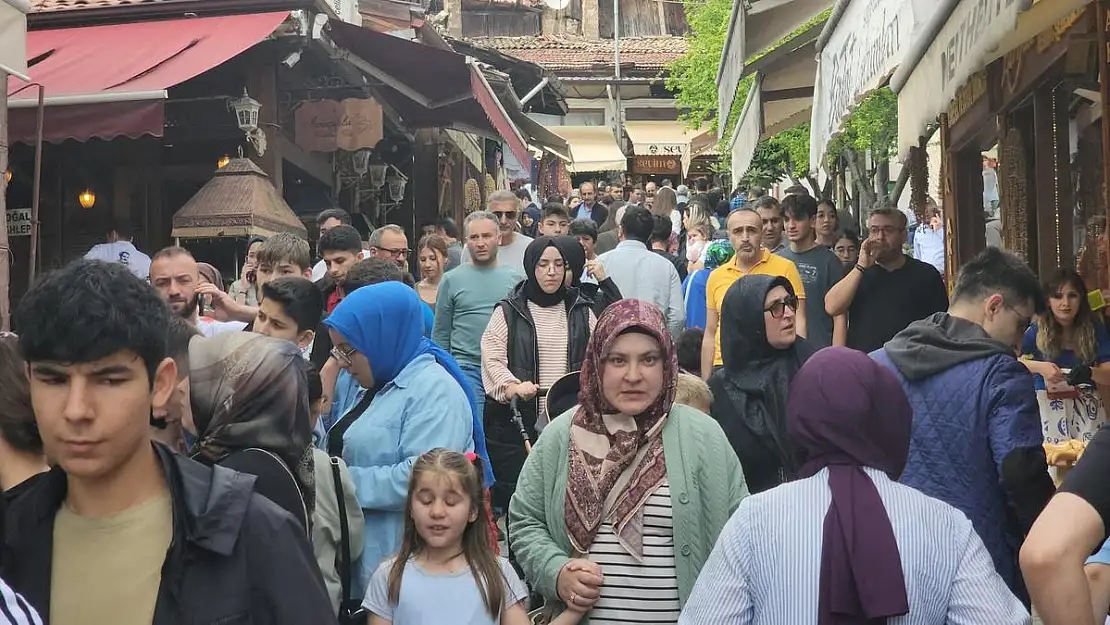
874;312;1054;605
883;313;1012;381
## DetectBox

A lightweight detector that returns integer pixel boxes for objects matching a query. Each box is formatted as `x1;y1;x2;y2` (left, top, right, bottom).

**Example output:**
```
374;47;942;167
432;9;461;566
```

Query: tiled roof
464;35;687;72
30;0;186;12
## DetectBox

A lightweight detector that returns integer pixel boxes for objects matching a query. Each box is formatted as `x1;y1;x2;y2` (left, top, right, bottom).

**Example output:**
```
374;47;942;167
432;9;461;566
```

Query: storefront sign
294;98;384;152
6;208;31;237
894;0;1032;157
632;156;680;175
946;70;986;126
640;143;685;156
810;0;936;172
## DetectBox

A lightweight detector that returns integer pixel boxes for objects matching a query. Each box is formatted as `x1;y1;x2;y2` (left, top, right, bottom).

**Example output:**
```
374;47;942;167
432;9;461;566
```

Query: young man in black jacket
1;259;336;625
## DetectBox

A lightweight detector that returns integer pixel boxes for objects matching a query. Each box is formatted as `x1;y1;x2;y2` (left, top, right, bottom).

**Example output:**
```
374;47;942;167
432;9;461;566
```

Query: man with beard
149;247;246;337
825;207;949;353
701;208;806;379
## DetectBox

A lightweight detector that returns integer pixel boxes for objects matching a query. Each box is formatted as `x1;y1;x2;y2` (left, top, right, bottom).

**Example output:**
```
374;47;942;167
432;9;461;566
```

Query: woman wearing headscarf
679;347;1029;624
324;281;488;596
709;275;814;494
482;236;597;513
557;234;621;316
188;332;314;531
509;299;747;625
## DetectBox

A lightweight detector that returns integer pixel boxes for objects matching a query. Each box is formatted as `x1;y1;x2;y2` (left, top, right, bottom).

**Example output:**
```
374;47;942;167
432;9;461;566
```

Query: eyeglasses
331;344;357;366
1004;303;1032;334
537;259;566;274
375;246;410;259
868;226;904;236
492;211;518;220
764;294;798;319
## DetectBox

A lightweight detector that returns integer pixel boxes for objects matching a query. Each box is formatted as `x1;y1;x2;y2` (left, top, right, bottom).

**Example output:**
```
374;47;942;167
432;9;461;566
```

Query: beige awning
0;0;28;79
549;125;626;172
624;121;705;157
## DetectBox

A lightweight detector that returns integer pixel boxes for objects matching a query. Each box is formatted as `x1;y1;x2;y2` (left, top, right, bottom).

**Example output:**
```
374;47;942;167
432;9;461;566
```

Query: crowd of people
0;177;1108;625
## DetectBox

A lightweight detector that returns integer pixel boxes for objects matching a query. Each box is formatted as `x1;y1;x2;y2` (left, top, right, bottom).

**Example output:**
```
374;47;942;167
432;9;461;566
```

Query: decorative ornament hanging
464;178;481;213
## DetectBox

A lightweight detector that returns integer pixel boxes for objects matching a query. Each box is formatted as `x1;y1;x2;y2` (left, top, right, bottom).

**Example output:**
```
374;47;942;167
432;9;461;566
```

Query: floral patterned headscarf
564;299;677;559
703;239;735;271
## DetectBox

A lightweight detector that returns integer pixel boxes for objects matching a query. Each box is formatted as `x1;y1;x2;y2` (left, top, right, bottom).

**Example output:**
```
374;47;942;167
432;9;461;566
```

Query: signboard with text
6;208;30;237
294;98;384;152
632;156;681;175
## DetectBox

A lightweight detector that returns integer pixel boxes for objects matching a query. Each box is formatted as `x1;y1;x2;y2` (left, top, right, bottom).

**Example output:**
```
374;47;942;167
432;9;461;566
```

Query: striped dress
678;468;1031;625
588;481;682;624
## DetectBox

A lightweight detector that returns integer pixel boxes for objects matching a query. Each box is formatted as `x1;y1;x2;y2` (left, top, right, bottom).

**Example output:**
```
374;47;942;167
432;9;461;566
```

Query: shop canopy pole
1099;0;1110;274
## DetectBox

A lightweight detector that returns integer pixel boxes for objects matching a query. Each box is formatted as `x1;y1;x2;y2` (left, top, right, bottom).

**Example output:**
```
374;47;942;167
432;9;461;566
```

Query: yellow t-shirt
50;493;173;625
705;249;806;366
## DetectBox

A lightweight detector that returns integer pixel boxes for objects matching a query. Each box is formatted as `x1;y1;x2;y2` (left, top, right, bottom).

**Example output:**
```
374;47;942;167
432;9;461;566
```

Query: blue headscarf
324;282;494;487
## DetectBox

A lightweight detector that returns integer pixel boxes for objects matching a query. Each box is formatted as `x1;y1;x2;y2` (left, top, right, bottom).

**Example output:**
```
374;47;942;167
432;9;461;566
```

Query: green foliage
665;0;732;131
825;87;898;167
741;123;810;187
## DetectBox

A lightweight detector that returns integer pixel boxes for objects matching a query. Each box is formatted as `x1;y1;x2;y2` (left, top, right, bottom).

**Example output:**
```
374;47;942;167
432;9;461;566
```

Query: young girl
363;449;587;625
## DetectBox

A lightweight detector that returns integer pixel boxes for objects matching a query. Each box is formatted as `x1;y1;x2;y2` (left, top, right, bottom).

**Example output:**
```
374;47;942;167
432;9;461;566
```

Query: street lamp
229;88;267;156
386;172;407;202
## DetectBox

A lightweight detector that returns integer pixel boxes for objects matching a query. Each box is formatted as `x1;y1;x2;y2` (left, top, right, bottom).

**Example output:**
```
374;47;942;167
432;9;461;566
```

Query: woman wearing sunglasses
708;274;815;494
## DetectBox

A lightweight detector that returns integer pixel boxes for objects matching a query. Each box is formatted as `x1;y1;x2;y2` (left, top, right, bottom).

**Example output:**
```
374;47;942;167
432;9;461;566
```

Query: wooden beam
274;135;334;188
762;87;814;102
1034;87;1058;277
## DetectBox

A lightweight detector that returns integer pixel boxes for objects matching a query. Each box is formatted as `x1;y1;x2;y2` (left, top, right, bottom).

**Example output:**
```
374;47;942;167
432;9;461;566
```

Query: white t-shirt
196;318;247;338
85;241;151;280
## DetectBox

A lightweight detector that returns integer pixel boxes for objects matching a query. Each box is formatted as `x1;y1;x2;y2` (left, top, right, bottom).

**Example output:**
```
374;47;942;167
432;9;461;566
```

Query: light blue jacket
343;353;474;596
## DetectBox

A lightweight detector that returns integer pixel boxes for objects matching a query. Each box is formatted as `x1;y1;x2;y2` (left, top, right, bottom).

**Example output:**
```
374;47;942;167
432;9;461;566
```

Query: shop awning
682;126;719;177
890;0;1088;157
809;0;937;173
0;0;28;79
6;12;289;144
624;122;700;157
549;126;626;172
327;20;534;168
727;28;819;182
717;0;832;134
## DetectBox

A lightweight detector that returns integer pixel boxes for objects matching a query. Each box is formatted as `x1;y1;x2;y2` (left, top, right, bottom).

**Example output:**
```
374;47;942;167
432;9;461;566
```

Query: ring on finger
570;592;577;605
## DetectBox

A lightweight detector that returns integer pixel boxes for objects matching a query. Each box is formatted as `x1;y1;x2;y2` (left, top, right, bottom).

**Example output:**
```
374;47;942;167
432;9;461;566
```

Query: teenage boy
194;233;315;325
537;203;571;237
778;194;846;348
254;276;325;355
3;260;335;624
317;225;364;314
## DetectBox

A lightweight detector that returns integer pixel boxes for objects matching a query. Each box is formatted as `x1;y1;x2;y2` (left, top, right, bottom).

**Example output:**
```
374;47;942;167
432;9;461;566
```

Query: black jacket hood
883;312;1013;381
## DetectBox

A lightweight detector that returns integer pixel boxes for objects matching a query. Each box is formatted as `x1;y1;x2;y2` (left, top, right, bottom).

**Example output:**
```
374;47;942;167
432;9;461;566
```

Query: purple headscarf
786;346;911;625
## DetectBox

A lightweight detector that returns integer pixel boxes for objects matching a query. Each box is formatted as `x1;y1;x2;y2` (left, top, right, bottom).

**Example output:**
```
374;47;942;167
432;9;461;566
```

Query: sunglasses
764;294;798;319
492;211;518;220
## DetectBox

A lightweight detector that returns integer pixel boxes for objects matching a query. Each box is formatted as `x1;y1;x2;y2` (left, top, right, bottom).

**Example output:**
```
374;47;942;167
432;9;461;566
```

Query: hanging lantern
217;154;231;168
367;163;388;189
387;173;407;202
78;188;96;209
228;88;261;133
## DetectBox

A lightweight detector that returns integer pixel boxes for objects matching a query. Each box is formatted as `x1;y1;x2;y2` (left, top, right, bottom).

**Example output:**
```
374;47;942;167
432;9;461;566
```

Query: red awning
328;20;533;168
7;11;289;143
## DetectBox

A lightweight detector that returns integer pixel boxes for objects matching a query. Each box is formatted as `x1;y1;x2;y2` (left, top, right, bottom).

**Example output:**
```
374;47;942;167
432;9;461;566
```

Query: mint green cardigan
507;404;748;619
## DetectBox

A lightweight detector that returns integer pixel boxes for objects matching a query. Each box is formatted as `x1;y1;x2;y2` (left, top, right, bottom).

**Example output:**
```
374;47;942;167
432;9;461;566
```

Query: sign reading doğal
6;208;31;237
810;0;936;173
294;98;384;152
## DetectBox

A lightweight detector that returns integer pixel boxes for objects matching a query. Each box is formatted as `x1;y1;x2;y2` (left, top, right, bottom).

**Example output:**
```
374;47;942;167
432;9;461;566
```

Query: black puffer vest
484;283;592;509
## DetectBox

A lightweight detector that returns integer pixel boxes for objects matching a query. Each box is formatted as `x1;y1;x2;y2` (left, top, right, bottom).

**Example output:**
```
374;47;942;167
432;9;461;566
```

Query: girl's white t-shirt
363;556;528;625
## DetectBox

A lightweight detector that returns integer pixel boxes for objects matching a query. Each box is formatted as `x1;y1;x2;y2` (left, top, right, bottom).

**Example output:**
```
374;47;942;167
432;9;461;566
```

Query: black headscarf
709;274;815;493
554;235;586;288
523;236;568;307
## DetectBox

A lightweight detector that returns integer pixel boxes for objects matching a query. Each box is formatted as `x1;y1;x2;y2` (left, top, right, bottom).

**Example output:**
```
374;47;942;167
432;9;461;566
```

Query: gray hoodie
883;312;1013;381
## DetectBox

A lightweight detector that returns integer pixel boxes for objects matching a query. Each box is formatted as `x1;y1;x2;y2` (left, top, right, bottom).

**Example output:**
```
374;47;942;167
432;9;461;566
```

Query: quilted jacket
872;313;1052;604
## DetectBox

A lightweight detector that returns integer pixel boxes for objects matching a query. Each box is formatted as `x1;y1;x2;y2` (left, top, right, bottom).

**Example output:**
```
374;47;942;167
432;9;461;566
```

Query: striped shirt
0;578;42;625
481;303;596;421
678;468;1031;625
589;481;681;624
